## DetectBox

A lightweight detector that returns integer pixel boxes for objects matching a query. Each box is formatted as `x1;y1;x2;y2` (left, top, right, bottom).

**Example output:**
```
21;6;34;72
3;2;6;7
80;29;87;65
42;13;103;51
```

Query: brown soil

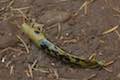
0;0;120;80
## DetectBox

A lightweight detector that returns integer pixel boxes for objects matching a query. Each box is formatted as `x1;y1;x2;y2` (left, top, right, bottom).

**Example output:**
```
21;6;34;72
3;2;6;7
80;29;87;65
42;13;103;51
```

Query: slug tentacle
21;21;106;68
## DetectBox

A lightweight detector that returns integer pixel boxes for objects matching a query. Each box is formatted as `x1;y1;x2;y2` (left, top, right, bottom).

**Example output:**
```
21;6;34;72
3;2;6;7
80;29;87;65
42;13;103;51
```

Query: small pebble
98;52;103;56
65;33;69;36
51;62;55;66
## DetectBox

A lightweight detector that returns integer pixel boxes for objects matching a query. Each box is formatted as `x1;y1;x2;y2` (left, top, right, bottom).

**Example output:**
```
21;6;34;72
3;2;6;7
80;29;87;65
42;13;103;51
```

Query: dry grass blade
31;60;38;69
104;60;114;67
84;0;96;15
73;1;88;17
53;69;59;79
0;47;10;54
28;64;33;78
6;0;14;9
0;0;14;12
33;65;49;73
16;35;29;54
25;60;38;78
102;60;114;72
0;47;21;54
11;6;30;11
10;7;28;20
63;39;77;44
102;25;119;35
87;73;97;80
115;30;120;40
112;8;120;14
88;53;96;60
103;67;113;72
6;61;12;67
25;70;31;78
10;65;14;75
73;0;96;17
56;23;62;39
104;0;112;7
33;68;49;73
84;1;88;15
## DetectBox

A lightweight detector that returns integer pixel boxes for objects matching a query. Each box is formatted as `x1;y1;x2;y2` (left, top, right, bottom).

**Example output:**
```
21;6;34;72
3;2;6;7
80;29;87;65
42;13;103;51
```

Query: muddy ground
0;0;120;80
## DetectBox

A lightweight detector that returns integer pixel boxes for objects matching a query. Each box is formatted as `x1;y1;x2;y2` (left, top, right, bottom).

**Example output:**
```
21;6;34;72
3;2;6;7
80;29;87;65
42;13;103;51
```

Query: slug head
21;22;45;46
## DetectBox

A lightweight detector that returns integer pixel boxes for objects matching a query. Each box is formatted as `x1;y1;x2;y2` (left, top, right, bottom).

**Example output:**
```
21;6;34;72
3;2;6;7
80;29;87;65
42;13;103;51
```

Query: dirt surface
0;0;120;80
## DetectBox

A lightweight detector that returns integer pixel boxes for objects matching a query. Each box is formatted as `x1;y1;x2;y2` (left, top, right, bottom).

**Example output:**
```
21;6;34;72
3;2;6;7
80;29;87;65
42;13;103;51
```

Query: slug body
21;22;104;68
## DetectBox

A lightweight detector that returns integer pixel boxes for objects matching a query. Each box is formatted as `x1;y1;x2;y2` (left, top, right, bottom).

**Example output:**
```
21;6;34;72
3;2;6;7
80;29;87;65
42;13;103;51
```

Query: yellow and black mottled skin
21;22;105;68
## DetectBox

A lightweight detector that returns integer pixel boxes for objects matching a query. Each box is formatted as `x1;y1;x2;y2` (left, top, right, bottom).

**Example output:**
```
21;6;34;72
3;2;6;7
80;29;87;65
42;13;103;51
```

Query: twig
16;35;29;54
28;64;33;78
